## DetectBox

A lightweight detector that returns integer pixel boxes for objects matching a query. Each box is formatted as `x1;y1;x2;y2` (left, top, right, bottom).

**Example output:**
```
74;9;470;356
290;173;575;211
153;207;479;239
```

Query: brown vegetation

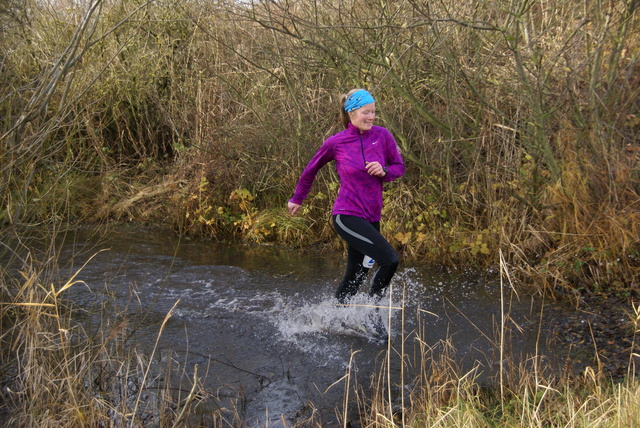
1;0;639;425
2;0;638;297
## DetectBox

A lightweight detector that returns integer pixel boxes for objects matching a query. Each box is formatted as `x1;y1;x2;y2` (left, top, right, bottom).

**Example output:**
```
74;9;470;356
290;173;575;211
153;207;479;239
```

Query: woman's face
349;102;376;132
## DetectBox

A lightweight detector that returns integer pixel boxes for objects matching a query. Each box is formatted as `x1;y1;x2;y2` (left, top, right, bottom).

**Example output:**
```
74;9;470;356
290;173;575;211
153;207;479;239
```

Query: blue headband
344;90;375;112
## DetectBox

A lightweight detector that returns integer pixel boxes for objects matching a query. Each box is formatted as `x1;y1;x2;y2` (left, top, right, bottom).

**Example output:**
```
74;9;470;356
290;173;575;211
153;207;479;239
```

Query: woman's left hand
365;161;387;177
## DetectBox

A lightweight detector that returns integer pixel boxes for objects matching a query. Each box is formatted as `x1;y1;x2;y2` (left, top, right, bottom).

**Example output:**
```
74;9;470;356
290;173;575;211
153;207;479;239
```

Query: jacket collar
347;122;370;136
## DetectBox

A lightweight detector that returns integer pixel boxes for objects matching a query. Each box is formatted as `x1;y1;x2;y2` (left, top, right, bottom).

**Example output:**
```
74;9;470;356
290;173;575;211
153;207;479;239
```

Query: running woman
287;89;405;304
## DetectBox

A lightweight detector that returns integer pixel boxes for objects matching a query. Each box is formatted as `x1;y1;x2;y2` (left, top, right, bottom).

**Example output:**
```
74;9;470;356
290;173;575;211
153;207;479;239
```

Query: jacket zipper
359;134;366;167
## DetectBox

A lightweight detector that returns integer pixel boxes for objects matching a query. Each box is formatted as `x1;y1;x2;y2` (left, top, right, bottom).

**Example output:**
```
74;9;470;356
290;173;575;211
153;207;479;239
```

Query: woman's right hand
287;201;302;216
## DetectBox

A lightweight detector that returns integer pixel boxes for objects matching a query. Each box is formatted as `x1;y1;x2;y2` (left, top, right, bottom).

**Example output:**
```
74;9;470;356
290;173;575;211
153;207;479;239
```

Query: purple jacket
290;123;405;222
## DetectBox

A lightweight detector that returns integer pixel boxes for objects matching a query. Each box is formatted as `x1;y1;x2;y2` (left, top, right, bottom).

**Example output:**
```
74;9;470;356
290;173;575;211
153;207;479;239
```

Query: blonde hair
338;88;366;129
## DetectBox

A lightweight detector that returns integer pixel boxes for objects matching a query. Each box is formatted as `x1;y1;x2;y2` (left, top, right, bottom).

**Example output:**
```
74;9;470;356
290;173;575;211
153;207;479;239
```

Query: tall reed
0;239;217;426
356;269;639;427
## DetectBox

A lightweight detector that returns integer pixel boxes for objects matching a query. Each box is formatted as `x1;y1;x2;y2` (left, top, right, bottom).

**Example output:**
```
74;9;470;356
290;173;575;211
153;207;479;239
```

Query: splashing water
42;228;543;427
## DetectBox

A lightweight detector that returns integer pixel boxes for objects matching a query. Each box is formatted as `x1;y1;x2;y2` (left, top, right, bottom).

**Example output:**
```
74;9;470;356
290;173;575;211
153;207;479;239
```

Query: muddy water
56;227;544;427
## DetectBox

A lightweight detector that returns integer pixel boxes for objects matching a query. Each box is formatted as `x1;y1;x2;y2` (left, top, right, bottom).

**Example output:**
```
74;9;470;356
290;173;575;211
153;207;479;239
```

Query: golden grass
349;275;640;428
1;238;638;426
1;0;639;424
0;254;214;427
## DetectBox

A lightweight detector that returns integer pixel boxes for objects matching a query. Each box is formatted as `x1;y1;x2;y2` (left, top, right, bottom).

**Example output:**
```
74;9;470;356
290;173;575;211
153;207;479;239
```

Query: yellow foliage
395;231;412;245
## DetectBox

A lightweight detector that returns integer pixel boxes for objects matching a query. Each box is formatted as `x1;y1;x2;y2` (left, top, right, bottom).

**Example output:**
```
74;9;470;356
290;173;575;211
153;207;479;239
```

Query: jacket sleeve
289;140;335;205
382;130;405;182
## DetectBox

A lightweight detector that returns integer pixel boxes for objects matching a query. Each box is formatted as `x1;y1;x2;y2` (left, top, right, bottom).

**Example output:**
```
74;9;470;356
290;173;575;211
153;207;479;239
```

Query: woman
287;89;405;304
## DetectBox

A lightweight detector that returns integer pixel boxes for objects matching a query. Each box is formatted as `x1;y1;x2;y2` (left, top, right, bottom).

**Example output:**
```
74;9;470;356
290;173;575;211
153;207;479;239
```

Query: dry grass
0;0;639;424
0;247;220;427
0;232;638;426
349;272;640;428
1;0;637;297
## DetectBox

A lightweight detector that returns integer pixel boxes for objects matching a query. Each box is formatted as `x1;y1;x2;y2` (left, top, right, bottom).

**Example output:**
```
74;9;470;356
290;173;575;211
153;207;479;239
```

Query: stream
50;227;582;427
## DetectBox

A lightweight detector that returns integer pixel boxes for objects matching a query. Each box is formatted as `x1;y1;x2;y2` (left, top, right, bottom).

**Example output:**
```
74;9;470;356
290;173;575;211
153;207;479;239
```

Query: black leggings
332;214;399;303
